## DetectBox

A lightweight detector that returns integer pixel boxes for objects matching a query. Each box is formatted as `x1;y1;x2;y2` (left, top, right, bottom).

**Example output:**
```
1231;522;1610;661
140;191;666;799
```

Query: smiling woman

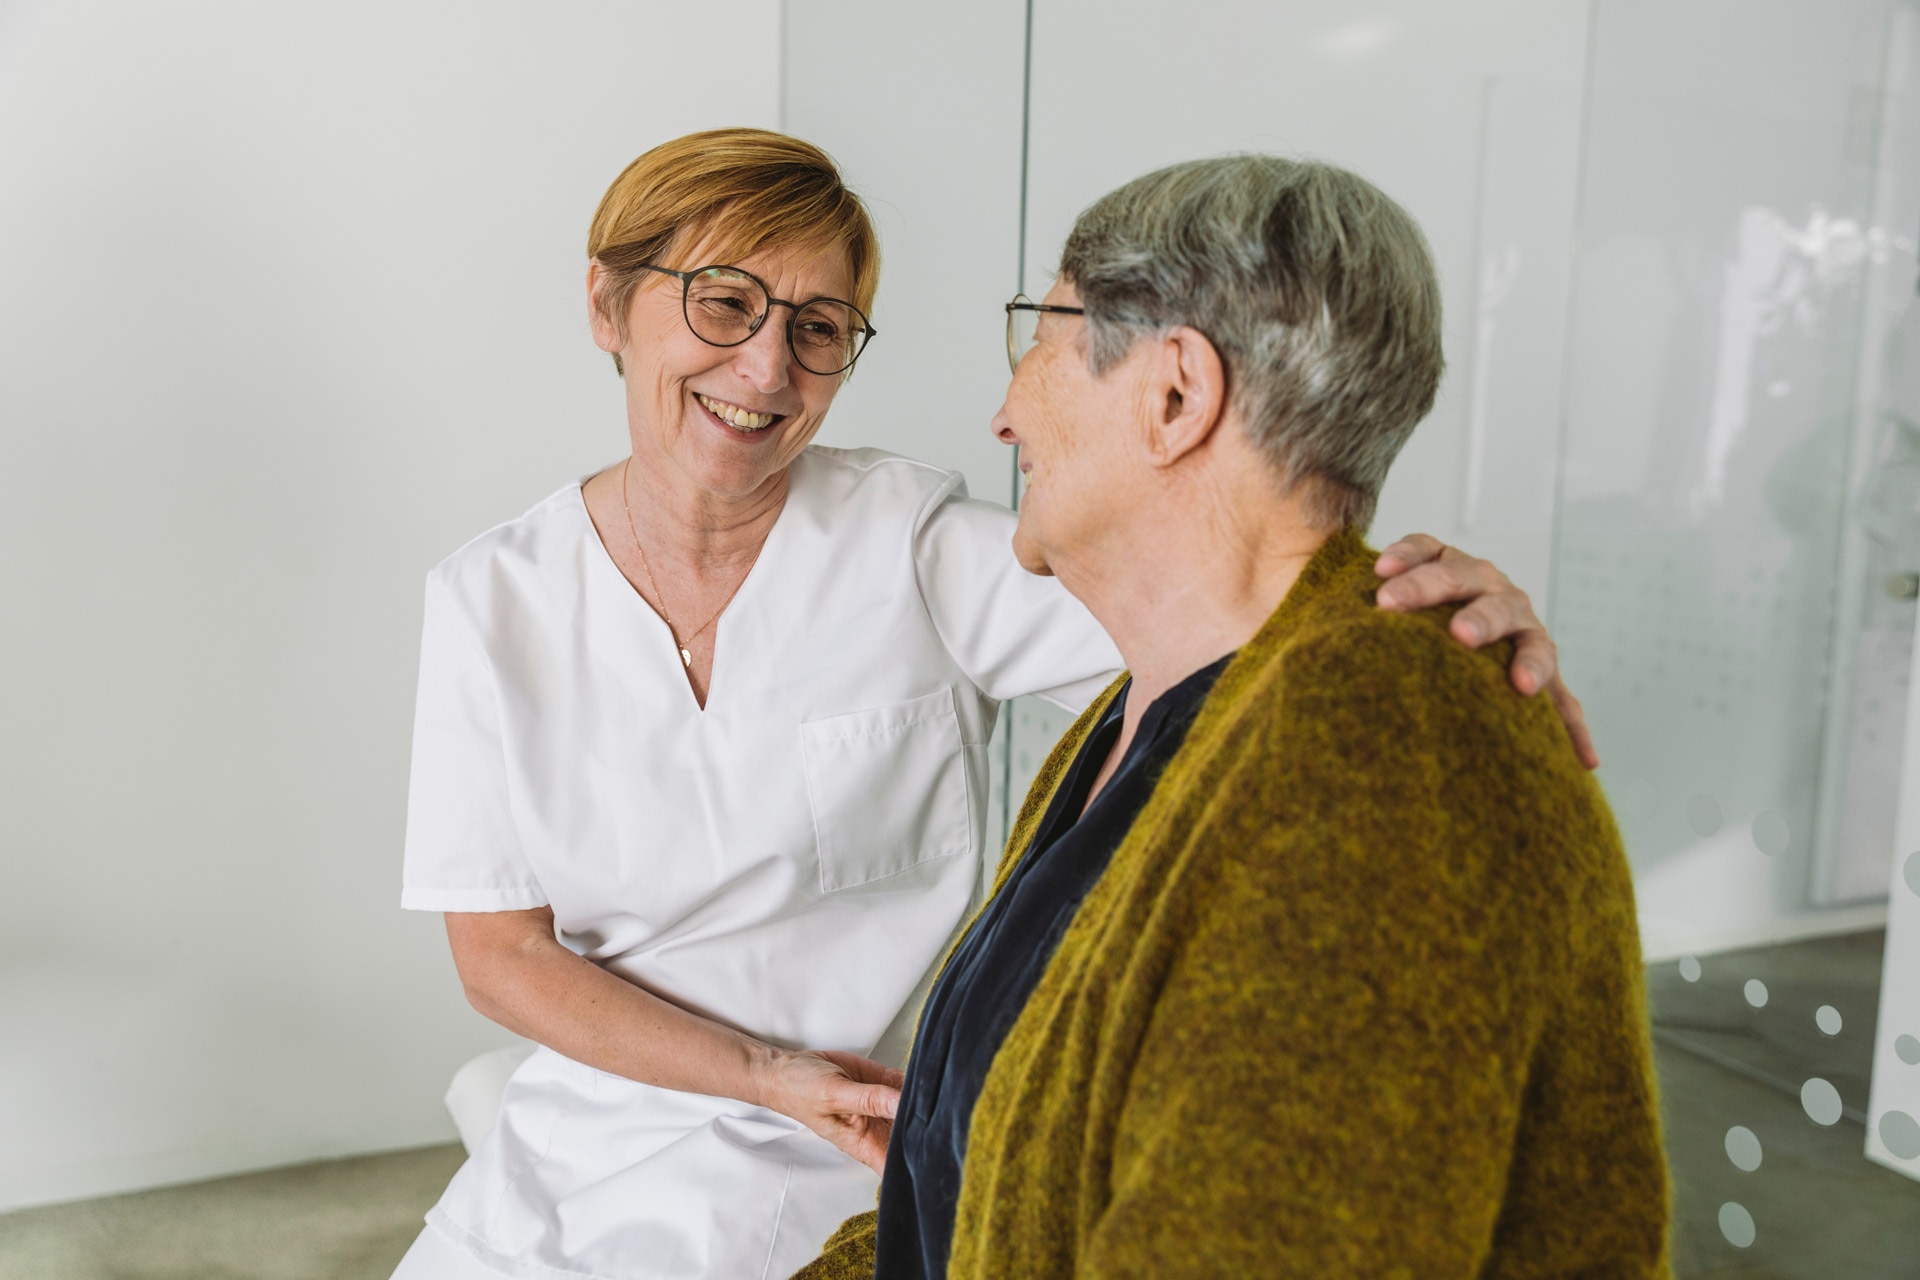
581;225;870;692
387;128;1127;1280
389;129;1593;1280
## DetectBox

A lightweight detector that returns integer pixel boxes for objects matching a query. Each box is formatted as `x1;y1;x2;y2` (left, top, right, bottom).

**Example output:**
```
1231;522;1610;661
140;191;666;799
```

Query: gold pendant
680;646;693;668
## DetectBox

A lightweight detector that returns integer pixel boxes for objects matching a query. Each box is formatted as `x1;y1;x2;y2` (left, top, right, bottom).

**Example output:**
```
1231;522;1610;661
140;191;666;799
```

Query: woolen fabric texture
879;656;1230;1278
792;528;1671;1279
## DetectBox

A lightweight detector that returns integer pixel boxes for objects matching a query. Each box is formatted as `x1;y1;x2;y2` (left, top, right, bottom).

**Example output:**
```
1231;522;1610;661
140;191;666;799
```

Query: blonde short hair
587;128;880;375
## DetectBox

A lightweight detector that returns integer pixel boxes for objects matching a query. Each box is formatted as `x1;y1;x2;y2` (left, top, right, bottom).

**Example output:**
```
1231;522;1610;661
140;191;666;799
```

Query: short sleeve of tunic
911;486;1121;712
400;569;547;912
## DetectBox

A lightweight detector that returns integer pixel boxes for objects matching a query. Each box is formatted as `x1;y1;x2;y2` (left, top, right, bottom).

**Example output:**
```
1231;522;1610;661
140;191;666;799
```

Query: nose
991;401;1019;446
731;313;793;394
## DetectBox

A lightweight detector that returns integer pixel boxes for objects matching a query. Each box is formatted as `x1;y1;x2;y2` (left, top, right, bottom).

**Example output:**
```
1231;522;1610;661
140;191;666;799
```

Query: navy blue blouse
872;654;1232;1280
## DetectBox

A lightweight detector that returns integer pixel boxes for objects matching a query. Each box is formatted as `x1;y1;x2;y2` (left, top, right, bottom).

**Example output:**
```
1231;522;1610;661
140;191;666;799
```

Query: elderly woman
799;157;1668;1279
391;130;1595;1280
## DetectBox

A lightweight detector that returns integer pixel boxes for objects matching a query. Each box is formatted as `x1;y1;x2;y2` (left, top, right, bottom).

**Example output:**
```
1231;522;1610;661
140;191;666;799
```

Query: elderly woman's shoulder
1218;540;1627;922
1257;542;1582;774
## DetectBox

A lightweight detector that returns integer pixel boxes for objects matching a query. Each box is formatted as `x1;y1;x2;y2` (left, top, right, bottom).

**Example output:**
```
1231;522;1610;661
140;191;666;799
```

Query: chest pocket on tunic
799;686;974;893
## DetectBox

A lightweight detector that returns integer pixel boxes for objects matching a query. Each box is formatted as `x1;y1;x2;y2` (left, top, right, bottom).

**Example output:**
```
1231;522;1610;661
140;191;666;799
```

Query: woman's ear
586;261;623;355
1144;326;1229;467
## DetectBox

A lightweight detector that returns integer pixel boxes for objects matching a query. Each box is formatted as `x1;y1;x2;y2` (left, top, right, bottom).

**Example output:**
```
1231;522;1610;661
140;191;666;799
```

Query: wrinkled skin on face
992;279;1148;580
590;238;855;508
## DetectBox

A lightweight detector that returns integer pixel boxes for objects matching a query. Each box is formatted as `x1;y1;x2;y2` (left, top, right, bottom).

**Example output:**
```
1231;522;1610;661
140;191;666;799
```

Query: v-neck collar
570;467;795;716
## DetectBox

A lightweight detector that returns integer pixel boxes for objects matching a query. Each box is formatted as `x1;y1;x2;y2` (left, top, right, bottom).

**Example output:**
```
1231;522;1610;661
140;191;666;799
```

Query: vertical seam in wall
1010;0;1035;517
775;0;789;132
1543;0;1601;634
1456;77;1496;534
1002;0;1037;852
1015;0;1035;302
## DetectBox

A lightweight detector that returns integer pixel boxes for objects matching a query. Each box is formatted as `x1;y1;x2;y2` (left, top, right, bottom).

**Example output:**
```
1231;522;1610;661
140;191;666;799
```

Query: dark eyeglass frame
639;263;877;376
1005;294;1087;373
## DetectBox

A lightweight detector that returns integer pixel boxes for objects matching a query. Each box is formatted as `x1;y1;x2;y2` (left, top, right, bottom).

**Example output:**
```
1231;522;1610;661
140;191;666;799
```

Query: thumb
1374;532;1443;575
831;1079;898;1120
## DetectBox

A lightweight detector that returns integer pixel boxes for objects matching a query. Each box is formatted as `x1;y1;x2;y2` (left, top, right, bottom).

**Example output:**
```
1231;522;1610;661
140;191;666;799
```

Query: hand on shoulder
1372;532;1597;768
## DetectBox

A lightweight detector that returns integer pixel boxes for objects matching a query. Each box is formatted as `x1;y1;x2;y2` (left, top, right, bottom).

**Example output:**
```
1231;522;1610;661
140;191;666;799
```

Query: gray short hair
1057;155;1444;530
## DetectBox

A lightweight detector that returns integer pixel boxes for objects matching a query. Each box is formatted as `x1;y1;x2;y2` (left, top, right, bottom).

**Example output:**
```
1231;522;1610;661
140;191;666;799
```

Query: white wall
786;1;1029;504
0;0;781;1211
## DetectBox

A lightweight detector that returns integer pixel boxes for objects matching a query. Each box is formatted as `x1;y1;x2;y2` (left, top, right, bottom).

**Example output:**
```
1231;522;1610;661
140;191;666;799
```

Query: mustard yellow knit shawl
795;529;1669;1279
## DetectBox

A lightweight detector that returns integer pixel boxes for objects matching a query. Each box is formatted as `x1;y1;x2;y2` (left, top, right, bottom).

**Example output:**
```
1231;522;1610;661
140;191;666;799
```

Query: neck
619;437;787;574
1058;463;1330;711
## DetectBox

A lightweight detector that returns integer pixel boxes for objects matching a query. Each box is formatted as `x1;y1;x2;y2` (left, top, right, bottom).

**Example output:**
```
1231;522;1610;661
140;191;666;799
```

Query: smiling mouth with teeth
696;393;780;433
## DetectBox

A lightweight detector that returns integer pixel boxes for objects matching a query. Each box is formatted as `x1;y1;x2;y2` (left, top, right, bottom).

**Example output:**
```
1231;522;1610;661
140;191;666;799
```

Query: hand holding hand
757;1048;903;1175
1373;533;1599;770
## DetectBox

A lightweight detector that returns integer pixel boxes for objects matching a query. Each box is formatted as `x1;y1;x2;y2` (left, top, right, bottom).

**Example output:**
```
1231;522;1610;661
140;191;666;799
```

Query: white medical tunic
400;446;1120;1280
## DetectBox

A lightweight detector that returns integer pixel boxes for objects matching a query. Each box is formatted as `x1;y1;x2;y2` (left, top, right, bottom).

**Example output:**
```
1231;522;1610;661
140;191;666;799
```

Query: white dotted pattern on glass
1678;956;1701;983
1749;810;1789;856
1801;1077;1844;1127
1718;1201;1756;1249
1815;1005;1842;1036
1897;1034;1920;1065
1743;979;1768;1009
1723;1125;1762;1172
1904;851;1920;897
1881;1111;1920;1161
1686;793;1723;837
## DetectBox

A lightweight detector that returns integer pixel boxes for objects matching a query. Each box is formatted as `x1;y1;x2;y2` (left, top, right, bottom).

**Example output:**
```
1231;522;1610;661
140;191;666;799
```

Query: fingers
1374;548;1561;687
1377;545;1513;614
1549;675;1601;770
1499;623;1559;697
1373;531;1447;578
766;1051;901;1175
813;1107;893;1174
818;1072;899;1120
1448;591;1550;659
847;1118;892;1175
816;1050;905;1092
1372;537;1597;770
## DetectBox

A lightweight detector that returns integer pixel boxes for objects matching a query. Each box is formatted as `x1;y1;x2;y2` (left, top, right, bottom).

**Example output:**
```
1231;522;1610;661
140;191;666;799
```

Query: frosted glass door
1555;0;1911;947
1553;0;1920;1268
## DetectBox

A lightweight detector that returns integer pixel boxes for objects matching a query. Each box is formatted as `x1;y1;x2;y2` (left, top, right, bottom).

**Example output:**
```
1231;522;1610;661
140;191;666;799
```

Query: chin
683;433;793;498
1011;524;1055;578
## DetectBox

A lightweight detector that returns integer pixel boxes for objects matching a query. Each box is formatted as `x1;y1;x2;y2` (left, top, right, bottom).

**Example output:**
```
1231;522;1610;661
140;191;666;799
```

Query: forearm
452;916;774;1106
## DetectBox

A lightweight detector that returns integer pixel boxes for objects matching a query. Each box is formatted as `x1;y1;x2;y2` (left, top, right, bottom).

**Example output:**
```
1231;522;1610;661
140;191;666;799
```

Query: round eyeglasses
1005;293;1087;373
639;264;876;376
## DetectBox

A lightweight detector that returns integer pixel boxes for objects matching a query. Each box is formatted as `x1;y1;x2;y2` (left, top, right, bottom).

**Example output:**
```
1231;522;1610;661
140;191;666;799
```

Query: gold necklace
620;458;754;669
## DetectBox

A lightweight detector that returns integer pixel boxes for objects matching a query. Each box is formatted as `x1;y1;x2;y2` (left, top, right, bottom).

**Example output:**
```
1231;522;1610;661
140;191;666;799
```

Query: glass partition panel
1553;0;1920;1269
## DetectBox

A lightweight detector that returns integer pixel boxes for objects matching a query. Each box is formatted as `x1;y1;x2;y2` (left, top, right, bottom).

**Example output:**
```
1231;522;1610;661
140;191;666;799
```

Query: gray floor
0;1144;464;1280
3;931;1915;1279
1652;929;1920;1278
